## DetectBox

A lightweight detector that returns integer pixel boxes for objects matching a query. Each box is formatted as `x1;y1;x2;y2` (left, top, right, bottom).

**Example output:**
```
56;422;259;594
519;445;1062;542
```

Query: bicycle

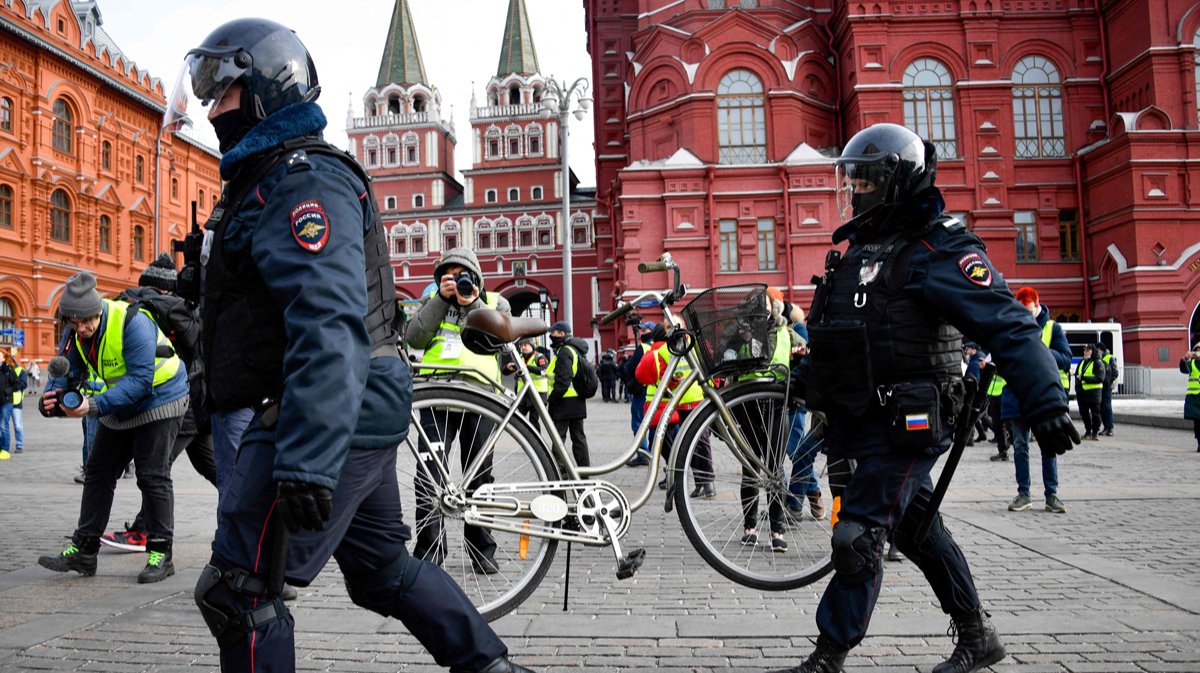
399;253;848;620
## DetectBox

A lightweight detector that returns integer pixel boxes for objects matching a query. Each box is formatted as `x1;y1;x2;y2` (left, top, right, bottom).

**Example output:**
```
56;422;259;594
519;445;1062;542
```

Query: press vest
517;351;549;394
648;343;703;407
201;139;397;410
548;343;580;398
12;366;21;406
1077;359;1102;391
1040;319;1070;389
1188;360;1200;396
420;291;502;385
76;300;182;390
737;326;791;382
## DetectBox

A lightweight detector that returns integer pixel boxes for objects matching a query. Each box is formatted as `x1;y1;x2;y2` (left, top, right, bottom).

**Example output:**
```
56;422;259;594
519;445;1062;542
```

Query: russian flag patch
905;414;930;431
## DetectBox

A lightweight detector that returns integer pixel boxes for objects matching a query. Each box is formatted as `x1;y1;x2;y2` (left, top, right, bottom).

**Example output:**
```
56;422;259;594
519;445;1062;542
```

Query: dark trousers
1077;393;1102;435
732;400;786;535
817;451;979;649
601;378;616;402
1100;386;1114;432
414;408;497;564
987;396;1008;452
130;431;217;533
75;414;182;548
1193;418;1200;441
517;390;547;432
553;417;590;468
653;408;713;485
207;413;504;673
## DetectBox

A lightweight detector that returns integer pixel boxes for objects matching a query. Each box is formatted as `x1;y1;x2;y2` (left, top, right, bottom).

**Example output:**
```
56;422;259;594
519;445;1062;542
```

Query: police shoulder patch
290;200;330;253
958;252;992;287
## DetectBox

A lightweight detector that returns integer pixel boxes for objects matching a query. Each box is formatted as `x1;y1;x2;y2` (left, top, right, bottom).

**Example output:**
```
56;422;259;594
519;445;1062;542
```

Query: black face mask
211;109;257;154
550;334;567;348
640;333;652;344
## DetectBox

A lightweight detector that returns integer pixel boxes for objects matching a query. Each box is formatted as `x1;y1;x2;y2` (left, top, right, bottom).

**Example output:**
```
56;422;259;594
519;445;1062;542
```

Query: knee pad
344;548;424;617
194;561;288;648
830;520;886;583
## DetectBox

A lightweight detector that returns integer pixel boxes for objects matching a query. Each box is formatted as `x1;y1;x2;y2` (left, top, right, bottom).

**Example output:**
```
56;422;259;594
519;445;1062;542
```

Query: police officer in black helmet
172;18;533;673
774;123;1080;673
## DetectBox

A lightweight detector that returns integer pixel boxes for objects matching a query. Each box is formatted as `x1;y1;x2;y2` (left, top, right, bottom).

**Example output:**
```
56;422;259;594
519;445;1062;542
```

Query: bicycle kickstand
597;510;646;580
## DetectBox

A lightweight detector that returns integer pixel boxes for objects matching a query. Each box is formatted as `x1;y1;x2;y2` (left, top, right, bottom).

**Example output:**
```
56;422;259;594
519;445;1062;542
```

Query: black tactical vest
806;220;962;416
201;138;397;411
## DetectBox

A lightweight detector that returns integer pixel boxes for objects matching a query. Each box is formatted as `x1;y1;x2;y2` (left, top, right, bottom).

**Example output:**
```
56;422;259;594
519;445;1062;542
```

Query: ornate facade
0;0;220;364
583;0;1200;387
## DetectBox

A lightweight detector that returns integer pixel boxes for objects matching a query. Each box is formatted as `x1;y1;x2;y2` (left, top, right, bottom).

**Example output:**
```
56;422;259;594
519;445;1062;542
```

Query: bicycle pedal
615;548;646;580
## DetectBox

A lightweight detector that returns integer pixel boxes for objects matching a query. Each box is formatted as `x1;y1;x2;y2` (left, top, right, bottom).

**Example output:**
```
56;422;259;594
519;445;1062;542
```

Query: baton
912;365;995;542
268;518;289;596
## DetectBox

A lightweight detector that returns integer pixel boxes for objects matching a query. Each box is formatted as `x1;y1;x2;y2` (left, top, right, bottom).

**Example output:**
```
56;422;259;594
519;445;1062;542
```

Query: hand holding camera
439;271;480;306
41;356;88;418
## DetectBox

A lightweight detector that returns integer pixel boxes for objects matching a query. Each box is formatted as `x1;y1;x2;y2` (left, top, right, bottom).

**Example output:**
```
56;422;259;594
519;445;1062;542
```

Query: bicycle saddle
462;308;549;355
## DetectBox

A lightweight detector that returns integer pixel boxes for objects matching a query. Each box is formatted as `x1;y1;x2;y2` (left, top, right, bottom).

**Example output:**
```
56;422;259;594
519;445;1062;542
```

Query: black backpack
569;345;600;399
118;288;200;367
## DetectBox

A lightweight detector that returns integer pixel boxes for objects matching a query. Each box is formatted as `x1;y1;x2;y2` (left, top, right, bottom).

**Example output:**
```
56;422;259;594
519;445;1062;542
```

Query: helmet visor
835;156;895;221
163;51;248;131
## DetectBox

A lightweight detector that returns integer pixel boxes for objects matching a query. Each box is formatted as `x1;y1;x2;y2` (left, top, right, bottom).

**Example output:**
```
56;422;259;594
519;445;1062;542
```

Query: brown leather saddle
461;308;548;355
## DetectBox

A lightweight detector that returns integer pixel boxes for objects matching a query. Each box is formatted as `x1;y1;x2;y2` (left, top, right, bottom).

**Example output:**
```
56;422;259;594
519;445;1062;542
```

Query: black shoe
626;455;650;467
38;543;98;576
932;607;1006;673
280;584;299;601
137;539;174;584
887;544;903;562
690;483;716;499
469;655;535;673
471;552;500;575
988;452;1008;462
768;635;848;673
658;478;668;490
1102;429;1113;437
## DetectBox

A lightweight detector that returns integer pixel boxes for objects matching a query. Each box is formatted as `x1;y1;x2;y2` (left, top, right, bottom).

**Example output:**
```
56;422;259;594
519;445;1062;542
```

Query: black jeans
131;431;217;533
1077;393;1102;435
414;408;497;564
1100;386;1114;432
553;417;590;468
75;414;183;549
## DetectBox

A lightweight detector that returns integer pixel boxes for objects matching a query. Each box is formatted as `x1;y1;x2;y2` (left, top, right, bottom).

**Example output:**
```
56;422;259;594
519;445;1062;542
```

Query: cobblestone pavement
1;397;1197;672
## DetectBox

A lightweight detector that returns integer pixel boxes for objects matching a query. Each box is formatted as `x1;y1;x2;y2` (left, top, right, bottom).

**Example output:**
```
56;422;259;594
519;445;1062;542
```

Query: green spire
496;0;540;78
376;0;428;88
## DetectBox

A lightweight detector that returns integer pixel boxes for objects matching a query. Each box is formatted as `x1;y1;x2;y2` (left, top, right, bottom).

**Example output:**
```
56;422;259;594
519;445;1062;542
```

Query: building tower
347;0;459;273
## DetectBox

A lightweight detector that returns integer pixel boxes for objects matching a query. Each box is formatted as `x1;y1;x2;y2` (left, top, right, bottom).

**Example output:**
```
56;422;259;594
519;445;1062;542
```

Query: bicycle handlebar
599;302;636;326
638;261;669;273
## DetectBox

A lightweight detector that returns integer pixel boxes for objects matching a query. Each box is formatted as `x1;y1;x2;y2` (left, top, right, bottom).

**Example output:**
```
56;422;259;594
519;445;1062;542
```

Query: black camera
50;386;86;417
455;271;477;297
43;356;86;418
624;312;643;327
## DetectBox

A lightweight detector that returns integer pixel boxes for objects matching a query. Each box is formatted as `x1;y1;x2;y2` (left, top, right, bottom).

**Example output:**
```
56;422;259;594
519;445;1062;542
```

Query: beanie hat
59;271;103;320
139;252;178;293
550;321;572;335
433;248;484;287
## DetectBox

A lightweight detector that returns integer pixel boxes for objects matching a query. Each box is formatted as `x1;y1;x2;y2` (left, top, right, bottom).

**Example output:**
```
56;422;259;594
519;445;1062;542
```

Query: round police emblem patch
290;200;330;253
958;253;992;287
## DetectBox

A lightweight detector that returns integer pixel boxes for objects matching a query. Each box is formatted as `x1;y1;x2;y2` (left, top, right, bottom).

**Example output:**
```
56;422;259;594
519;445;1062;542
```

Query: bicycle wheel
673;383;845;591
402;385;559;620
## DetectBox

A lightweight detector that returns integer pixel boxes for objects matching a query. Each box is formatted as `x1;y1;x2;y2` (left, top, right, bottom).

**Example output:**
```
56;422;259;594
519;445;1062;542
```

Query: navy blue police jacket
215;103;410;490
808;192;1067;457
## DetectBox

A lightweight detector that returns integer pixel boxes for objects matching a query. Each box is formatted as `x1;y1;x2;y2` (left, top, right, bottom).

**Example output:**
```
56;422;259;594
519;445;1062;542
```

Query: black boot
137;538;175;584
768;635;847;673
38;540;98;576
467;656;535;673
932;607;1006;673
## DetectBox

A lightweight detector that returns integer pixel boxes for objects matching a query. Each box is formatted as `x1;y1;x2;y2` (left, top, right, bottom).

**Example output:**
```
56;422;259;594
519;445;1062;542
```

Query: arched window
171;177;179;199
507;187;520;202
531;186;543;200
52;98;73;153
98;214;111;253
409;223;426;255
384;134;400;166
0;298;12;335
517;216;535;249
402;132;419;165
476;220;493;250
536;215;554;248
50;189;71;242
442;220;460;251
388;96;401;114
135;156;145;183
526;124;543;156
0;97;12;132
1012;56;1065;158
385;196;397;210
413;95;426;113
132;225;145;261
485;127;502;159
717;69;766;164
0;184;11;229
571;213;591;247
363;136;380;167
508;85;521;105
101;140;111;170
903;59;957;159
494;218;512;250
506;125;523;157
413;194;425;208
390;224;408;256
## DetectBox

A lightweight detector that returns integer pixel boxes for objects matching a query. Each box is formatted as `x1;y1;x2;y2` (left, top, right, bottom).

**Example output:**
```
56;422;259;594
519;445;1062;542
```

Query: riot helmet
834;123;936;222
166;18;319;151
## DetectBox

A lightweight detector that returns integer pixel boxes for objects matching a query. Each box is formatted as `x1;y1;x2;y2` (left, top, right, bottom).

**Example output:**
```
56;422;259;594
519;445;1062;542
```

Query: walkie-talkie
174;200;204;304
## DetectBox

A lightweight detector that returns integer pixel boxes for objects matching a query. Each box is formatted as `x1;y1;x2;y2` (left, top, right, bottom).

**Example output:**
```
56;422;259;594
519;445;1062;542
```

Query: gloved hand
1031;412;1081;456
276;481;333;533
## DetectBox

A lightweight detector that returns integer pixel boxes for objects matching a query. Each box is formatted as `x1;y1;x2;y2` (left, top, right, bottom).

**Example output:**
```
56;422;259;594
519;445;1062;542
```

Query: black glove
1031;412;1081;456
276;481;333;533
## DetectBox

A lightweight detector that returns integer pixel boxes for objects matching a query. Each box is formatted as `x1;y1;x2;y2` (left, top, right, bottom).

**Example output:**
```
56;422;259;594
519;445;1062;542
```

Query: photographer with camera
37;271;189;584
407;248;510;574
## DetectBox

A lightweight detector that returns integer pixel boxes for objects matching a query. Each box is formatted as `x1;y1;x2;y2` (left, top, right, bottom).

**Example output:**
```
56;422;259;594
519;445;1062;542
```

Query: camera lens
455;272;475;297
61;391;83;410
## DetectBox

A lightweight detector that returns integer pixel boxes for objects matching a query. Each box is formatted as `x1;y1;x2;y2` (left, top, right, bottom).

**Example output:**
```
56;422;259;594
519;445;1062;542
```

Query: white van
1058;322;1124;389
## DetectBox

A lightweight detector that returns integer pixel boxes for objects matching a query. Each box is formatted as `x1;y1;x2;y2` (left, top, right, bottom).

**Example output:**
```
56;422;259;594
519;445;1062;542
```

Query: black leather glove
1031;412;1081;456
276;481;333;533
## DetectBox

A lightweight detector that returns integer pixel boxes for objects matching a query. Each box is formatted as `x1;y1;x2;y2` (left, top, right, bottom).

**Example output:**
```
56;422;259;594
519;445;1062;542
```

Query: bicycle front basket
680;284;773;378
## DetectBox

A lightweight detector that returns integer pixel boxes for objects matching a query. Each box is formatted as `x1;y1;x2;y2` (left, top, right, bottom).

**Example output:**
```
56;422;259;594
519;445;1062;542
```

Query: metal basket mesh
680;284;772;378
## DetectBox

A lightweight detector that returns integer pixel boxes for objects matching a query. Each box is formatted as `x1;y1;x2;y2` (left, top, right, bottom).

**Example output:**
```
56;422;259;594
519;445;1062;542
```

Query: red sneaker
99;528;147;553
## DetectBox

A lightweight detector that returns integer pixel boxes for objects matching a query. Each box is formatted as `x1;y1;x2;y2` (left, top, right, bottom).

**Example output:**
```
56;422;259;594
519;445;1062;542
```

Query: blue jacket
216;102;410;489
999;305;1070;421
60;302;189;420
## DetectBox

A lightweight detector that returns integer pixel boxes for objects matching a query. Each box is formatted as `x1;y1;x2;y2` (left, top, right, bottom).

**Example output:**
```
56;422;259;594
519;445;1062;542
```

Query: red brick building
585;0;1200;391
350;0;599;337
0;0;221;365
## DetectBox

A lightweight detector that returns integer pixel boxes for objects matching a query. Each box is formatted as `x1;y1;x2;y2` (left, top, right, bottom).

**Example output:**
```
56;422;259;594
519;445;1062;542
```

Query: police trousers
816;449;980;649
206;412;505;673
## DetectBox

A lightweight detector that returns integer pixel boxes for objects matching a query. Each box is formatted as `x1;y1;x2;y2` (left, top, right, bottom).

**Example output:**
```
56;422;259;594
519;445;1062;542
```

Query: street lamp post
541;77;590;330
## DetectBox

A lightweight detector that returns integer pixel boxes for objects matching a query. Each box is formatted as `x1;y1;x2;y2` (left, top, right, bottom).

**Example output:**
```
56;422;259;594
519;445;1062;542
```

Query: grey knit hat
59;271;103;319
139;252;178;293
433;248;484;287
